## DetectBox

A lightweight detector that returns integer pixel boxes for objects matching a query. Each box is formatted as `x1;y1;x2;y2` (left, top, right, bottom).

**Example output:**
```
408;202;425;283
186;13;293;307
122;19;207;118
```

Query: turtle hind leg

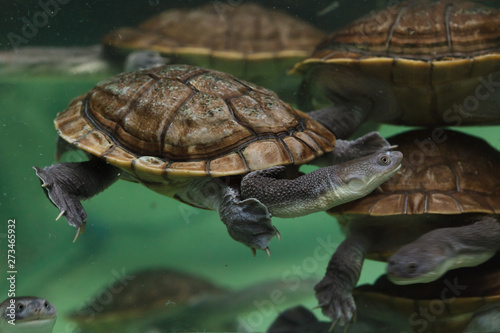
34;157;120;240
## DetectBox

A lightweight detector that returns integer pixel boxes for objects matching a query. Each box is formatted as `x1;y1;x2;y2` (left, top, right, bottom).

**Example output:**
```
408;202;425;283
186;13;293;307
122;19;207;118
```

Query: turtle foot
353;131;392;155
34;165;87;232
220;196;279;252
314;275;357;328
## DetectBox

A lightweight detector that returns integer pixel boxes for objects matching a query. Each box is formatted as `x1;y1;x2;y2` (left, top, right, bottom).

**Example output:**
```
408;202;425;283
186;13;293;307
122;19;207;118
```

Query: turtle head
387;237;496;285
386;244;450;285
333;150;403;203
0;297;57;332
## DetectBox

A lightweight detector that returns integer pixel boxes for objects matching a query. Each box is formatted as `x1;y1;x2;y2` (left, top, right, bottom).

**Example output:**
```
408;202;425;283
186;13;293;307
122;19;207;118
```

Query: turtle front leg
34;157;120;241
219;186;278;255
174;178;279;254
315;233;371;328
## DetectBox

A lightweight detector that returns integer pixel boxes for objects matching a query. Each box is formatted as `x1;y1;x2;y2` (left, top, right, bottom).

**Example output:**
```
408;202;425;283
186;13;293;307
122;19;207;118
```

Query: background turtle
69;267;318;333
0;3;325;102
314;129;500;326
354;255;500;333
34;64;401;254
268;256;500;333
292;0;500;133
0;297;57;333
103;3;325;100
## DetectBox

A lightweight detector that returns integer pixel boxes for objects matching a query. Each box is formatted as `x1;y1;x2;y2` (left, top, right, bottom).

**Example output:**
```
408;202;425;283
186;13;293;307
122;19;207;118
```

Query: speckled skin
241;151;402;218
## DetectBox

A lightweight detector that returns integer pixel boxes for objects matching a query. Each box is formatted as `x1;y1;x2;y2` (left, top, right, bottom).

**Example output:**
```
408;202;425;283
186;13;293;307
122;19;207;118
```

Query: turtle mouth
16;314;57;325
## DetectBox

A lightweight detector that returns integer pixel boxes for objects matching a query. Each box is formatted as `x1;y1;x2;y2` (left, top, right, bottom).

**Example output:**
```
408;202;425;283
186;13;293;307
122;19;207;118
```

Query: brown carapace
292;0;500;126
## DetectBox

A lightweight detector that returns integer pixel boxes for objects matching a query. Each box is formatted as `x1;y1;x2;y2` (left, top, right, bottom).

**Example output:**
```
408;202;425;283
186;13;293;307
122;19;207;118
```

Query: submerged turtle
269;256;500;333
315;129;500;326
0;297;57;333
34;65;401;253
354;255;500;333
102;3;325;98
70;268;317;333
70;268;228;332
292;0;500;131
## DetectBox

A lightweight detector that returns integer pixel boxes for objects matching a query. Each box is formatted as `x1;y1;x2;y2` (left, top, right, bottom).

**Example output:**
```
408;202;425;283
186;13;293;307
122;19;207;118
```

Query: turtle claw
329;319;338;332
251;248;257;257
73;224;86;243
314;276;357;329
265;247;271;257
274;226;281;241
34;165;87;232
56;210;66;221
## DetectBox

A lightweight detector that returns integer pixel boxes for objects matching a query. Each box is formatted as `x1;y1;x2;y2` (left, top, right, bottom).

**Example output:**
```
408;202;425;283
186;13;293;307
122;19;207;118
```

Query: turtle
0;297;57;333
291;0;500;133
69;267;318;333
102;3;326;99
33;64;402;254
313;129;500;327
353;254;500;333
268;256;500;333
69;268;228;333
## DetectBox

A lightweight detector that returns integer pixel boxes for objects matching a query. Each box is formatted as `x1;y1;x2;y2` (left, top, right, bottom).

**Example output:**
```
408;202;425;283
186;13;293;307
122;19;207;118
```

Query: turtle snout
387;259;418;276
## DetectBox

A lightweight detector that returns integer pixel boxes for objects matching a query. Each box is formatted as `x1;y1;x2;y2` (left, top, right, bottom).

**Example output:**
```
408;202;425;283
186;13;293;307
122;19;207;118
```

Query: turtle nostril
407;262;418;274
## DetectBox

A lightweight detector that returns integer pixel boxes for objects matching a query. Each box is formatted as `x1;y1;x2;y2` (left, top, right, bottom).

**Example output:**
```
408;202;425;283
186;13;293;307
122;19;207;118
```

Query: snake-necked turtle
268;256;500;333
102;3;326;99
315;129;500;326
69;268;317;333
0;297;57;333
69;268;228;332
34;64;401;254
354;255;500;333
292;0;500;131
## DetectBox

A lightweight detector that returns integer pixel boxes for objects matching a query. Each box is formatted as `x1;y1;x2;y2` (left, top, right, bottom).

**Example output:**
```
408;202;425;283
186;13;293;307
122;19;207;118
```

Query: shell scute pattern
55;65;335;182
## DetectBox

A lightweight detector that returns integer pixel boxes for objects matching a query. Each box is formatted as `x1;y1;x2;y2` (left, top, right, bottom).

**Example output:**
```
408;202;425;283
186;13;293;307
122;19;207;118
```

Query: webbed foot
34;165;87;238
34;158;119;241
219;187;279;253
314;275;357;328
321;132;393;166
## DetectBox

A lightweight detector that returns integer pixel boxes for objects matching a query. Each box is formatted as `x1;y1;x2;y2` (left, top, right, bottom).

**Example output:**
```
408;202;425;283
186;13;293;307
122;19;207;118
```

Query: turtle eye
378;155;391;166
44;301;50;309
17;303;24;312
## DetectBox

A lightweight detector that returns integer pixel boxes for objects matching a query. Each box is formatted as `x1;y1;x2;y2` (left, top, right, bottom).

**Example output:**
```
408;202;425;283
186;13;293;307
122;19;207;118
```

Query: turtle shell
69;268;228;329
330;129;500;217
292;1;500;126
55;65;335;185
354;256;500;333
102;4;325;84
